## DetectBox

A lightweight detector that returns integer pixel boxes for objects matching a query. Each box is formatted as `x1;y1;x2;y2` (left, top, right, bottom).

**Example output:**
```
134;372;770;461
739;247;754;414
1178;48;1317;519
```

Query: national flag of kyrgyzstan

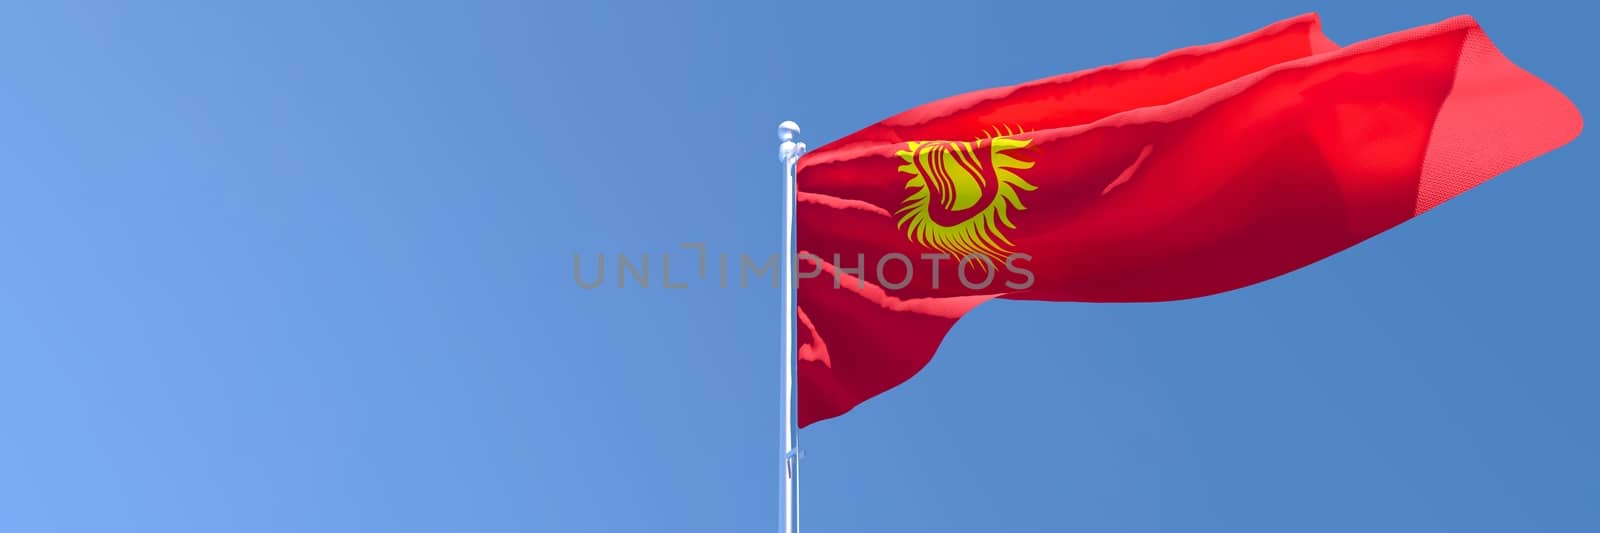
795;13;1581;427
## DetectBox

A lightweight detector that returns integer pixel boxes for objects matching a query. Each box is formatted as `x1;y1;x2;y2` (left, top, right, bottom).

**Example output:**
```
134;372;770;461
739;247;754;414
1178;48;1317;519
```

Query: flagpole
778;120;806;533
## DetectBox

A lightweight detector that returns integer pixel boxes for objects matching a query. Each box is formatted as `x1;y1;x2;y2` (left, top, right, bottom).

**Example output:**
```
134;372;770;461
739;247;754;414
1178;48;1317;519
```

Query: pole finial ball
778;121;801;142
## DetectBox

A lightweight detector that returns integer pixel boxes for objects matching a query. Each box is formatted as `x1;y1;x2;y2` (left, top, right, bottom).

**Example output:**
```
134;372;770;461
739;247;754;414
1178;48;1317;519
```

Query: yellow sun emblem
895;127;1037;265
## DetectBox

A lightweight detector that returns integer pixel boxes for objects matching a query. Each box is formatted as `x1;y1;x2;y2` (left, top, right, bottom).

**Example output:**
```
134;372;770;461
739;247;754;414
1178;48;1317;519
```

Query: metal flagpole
778;121;806;533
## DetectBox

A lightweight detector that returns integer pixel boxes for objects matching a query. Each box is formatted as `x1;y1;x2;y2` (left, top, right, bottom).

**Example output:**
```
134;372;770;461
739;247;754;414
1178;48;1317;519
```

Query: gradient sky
0;1;1595;532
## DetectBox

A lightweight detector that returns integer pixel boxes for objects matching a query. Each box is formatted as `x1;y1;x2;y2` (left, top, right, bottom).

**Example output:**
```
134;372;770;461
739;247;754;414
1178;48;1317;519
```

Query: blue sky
0;1;1594;531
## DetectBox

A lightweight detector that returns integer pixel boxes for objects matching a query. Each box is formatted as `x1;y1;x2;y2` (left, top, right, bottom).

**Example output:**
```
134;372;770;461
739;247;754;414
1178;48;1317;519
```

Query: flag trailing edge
794;13;1582;428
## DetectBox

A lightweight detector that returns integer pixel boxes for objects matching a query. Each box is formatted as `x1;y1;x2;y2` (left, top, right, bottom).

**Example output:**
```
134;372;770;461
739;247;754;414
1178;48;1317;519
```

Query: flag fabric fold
795;13;1582;427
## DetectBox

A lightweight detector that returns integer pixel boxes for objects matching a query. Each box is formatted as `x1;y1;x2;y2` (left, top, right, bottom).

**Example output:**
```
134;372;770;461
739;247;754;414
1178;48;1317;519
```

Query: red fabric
795;13;1582;427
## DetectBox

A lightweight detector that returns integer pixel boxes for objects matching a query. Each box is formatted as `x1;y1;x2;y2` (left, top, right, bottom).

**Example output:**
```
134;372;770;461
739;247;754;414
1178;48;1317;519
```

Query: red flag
795;13;1581;427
